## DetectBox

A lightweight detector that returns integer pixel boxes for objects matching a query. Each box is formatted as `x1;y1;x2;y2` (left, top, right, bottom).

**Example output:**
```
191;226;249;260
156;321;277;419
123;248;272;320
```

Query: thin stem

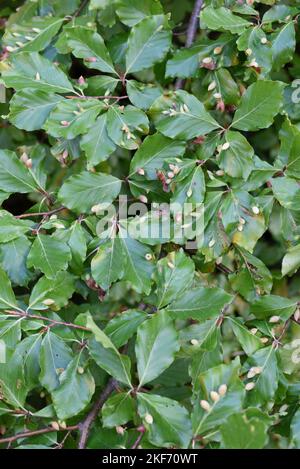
15;206;66;219
273;319;291;348
66;95;128;101
78;378;117;449
4;310;91;332
54;430;72;449
0;425;79;445
73;0;89;18
131;427;145;449
216;263;234;275
175;0;204;90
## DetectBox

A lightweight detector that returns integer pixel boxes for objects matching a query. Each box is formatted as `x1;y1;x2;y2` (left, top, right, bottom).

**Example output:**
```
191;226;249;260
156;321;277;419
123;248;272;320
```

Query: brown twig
66;95;128;101
0;425;79;445
15;206;66;219
175;0;204;89
216;262;234;275
73;0;89;18
78;378;118;449
4;310;91;332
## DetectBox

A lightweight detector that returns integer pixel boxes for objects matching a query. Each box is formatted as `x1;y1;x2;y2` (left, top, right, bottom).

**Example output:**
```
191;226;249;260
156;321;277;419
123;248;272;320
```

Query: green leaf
67;221;87;274
65;27;117;75
91;237;124;291
220;412;268;449
15;334;42;388
89;0;116;27
118;226;154;295
58;171;122;214
135;310;179;386
39;331;73;393
52;352;95;420
166;287;233;320
232;81;285;131
85;75;118;96
244;346;278;405
43;98;102;139
80;113;116;169
125;15;171;74
127;210;172;246
271;22;296;71
214;68;240;105
250;295;297;321
226;196;266;253
102;392;135;427
8;90;62;131
150;90;221;140
107;105;149;150
236;27;272;75
263;4;297;22
87;426;126;449
291;408;300;448
104;310;146;348
29;271;75;310
0;402;11;417
126;80;161;110
137;392;192;448
201;7;251;34
0;352;28;409
0;212;31;242
282;244;300;277
179;320;220;356
154;250;195;308
279;119;300;179
2;52;75;94
243;156;276;192
192;359;245;436
170;164;206;207
0;317;21;351
0;236;32;286
219;131;254;180
230;246;273;302
116;0;163;27
0;149;40;193
129;132;186;180
0;267;18;310
228;317;262;355
27;234;71;279
79;312;132;387
272;176;300;211
3;17;64;52
165;39;221;79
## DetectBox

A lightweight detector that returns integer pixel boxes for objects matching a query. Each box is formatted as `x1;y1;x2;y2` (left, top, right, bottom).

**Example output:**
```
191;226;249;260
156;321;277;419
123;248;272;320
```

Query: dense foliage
0;0;300;450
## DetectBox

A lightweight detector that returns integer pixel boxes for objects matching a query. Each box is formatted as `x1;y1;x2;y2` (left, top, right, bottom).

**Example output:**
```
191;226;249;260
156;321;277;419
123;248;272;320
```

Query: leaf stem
65;95;128;101
273;319;291;349
73;0;89;18
0;425;79;445
131;426;145;449
4;310;91;332
15;206;66;219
